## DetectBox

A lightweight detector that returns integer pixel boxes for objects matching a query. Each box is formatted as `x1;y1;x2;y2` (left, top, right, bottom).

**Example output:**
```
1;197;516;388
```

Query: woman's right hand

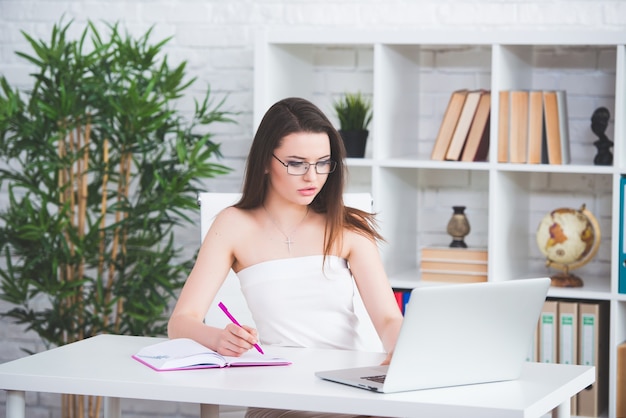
214;323;260;356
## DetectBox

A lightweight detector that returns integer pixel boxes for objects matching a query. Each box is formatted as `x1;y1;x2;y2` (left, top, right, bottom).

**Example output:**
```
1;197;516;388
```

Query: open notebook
316;278;551;393
132;338;290;371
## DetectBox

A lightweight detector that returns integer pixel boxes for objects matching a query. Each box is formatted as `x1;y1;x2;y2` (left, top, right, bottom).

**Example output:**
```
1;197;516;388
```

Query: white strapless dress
237;255;368;351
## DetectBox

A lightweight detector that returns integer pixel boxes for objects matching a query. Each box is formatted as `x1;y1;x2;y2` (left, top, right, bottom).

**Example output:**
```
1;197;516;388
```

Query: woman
168;97;403;418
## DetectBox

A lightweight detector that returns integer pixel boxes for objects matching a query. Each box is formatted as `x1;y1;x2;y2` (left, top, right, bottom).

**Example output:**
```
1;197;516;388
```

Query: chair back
198;192;383;352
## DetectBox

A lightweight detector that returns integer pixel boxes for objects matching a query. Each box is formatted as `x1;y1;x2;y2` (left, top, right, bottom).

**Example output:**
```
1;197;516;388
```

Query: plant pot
339;129;369;158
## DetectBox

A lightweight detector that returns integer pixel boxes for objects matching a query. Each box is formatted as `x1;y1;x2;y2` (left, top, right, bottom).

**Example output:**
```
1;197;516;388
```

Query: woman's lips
298;187;317;196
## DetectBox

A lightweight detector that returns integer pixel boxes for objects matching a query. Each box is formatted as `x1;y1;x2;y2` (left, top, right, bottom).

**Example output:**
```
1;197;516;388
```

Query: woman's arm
346;232;403;363
167;207;260;356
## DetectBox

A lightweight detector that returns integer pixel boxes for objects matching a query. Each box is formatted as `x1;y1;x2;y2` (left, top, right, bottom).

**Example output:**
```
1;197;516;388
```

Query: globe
535;204;601;287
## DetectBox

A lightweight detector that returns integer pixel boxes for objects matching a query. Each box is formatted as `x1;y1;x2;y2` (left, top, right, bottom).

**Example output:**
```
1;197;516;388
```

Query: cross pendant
285;237;294;253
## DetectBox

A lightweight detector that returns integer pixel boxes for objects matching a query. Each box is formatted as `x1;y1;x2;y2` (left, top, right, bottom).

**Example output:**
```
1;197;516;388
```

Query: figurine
591;107;613;166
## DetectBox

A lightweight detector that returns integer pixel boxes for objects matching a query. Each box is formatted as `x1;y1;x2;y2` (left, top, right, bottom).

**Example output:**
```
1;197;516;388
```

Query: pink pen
218;301;264;355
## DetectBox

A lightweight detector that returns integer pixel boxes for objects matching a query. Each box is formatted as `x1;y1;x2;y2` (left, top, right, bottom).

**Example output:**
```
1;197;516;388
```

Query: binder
558;301;578;414
577;302;609;417
526;321;539;362
617;176;626;293
558;301;578;365
539;300;558;364
618;341;626;418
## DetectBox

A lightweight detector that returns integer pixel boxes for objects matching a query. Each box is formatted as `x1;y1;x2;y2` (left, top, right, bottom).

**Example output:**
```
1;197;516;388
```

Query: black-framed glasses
272;154;337;176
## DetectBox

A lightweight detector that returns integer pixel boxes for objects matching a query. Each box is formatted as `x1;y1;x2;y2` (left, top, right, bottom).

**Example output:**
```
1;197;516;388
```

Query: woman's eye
288;162;305;168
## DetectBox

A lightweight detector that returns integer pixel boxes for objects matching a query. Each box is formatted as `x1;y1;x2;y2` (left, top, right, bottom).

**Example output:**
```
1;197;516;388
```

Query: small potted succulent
333;92;373;158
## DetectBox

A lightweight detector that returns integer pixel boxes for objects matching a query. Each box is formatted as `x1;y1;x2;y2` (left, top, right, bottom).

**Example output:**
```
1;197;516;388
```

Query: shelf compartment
493;44;618;167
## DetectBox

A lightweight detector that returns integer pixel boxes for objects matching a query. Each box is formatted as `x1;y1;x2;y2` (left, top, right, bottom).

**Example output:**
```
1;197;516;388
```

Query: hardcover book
497;90;510;162
445;90;484;161
509;90;529;164
543;91;564;164
431;90;469;161
527;90;544;164
460;91;491;162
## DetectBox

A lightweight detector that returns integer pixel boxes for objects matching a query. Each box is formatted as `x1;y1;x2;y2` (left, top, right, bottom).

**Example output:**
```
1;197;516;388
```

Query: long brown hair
235;97;383;256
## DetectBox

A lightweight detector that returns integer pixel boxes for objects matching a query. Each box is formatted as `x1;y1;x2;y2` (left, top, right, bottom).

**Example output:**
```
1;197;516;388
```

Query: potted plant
0;19;234;418
333;92;373;158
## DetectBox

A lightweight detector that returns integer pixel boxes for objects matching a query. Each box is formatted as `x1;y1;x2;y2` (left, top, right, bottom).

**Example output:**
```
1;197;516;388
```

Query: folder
617;176;626;293
558;301;578;414
577;302;609;417
539;300;558;364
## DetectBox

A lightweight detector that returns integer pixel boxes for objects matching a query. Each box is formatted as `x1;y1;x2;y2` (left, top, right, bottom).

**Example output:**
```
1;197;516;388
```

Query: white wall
0;1;624;417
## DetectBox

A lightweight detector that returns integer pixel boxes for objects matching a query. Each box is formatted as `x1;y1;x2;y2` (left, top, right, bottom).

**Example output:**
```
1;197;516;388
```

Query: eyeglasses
272;154;337;176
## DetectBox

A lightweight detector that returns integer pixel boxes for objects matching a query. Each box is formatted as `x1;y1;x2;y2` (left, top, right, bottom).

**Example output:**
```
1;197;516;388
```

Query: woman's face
268;131;332;206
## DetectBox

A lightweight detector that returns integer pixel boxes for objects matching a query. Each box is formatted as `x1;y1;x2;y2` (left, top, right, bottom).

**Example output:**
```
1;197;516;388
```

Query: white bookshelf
254;28;625;417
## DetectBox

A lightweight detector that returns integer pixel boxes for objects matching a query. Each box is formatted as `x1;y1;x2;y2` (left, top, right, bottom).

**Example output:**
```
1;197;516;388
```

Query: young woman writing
168;97;403;418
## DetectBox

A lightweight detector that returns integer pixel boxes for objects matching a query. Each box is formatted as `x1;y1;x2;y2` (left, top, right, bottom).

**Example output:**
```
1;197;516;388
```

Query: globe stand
550;270;584;288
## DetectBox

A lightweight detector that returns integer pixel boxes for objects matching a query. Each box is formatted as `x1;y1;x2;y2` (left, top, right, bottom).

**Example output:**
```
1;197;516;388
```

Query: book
508;90;529;164
420;271;487;284
497;90;510;162
460;91;491;162
445;90;484;161
617;341;626;418
556;90;571;164
539;300;558;364
543;91;564;164
527;90;544;164
430;90;469;161
421;246;488;262
132;338;291;371
420;260;487;273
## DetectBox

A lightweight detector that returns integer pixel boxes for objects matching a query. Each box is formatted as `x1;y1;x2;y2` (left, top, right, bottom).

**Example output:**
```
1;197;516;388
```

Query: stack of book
430;89;491;162
534;299;609;417
419;247;488;283
497;89;570;165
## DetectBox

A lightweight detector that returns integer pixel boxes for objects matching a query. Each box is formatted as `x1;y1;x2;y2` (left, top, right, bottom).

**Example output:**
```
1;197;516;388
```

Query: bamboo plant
0;20;234;418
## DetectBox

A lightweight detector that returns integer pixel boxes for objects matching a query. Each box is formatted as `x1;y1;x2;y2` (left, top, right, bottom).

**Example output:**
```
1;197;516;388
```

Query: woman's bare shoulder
213;205;257;228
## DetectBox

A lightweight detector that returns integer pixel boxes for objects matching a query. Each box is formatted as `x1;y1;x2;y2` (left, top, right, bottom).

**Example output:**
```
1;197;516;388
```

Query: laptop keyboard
361;374;386;384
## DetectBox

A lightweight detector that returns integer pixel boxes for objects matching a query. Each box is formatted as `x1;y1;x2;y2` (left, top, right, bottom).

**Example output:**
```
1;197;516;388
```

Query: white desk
0;334;594;418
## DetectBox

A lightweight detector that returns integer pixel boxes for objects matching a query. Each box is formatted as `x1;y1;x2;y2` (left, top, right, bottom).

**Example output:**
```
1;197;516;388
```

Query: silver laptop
315;277;551;393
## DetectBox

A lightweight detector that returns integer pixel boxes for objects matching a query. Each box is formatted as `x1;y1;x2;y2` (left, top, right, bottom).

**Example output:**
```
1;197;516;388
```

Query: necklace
263;205;309;254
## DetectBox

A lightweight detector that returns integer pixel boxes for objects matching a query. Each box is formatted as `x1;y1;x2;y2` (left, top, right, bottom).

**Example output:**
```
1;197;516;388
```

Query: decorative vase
339;129;368;158
447;206;470;248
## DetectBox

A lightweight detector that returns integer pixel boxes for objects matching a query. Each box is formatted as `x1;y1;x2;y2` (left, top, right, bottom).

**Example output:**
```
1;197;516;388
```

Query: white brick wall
0;1;623;416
